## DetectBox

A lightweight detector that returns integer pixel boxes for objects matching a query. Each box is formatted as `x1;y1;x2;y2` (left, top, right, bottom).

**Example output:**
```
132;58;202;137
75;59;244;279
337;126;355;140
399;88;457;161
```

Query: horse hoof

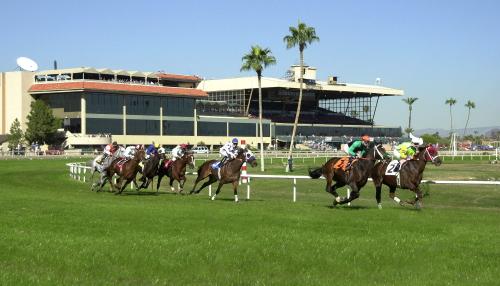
377;203;383;210
211;196;216;201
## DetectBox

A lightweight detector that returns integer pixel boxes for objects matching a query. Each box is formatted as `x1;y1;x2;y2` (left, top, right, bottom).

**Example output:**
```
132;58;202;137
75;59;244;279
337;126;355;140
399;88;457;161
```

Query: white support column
123;104;126;135
194;108;197;137
160;106;163;136
81;94;86;135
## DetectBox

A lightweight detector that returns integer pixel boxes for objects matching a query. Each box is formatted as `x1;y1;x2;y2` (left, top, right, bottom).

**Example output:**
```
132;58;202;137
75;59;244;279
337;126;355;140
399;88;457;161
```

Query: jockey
123;145;138;160
214;138;239;169
171;144;188;162
347;135;371;158
393;134;423;163
145;142;159;160
98;141;118;164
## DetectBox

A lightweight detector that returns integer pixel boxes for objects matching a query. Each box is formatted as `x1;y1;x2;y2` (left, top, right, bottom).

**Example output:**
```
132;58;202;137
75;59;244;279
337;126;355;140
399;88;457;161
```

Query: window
126;95;160;115
229;123;256;137
163;120;194;135
162;97;194;116
87;118;123;134
86;92;123;114
198;122;226;136
126;120;160;135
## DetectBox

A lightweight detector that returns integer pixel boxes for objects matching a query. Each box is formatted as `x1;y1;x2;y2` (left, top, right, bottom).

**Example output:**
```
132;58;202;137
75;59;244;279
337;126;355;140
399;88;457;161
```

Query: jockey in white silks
123;145;140;160
171;144;188;162
213;138;239;169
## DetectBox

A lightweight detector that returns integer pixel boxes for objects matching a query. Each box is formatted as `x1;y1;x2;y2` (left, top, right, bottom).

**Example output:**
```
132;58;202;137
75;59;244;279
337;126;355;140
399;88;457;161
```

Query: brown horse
308;143;387;206
372;144;442;209
156;152;195;193
189;148;257;202
107;149;146;195
136;153;161;191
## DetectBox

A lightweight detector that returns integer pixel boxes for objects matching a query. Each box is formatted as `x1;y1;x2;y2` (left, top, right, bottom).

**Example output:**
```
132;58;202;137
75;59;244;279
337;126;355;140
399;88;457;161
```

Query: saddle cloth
334;157;356;172
385;160;400;176
164;159;173;170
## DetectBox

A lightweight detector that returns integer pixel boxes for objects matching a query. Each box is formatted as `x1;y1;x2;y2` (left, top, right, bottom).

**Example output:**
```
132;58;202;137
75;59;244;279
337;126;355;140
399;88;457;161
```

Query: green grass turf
1;158;500;285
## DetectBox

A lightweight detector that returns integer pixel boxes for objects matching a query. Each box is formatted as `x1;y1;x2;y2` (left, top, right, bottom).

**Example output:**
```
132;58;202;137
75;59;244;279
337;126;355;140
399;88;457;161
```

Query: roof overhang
198;77;404;97
29;82;208;97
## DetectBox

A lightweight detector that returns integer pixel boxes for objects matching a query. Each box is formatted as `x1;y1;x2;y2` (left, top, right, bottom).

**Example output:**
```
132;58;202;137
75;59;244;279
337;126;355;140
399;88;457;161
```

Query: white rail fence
67;162;500;203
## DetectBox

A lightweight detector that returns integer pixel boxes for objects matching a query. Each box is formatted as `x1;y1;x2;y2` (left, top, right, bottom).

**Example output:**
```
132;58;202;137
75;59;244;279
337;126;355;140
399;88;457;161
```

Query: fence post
83;167;86;183
246;177;251;200
293;178;297;202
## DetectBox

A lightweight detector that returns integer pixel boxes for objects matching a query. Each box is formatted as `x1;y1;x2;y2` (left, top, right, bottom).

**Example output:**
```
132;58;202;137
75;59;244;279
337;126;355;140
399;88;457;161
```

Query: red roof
157;73;201;82
29;81;207;97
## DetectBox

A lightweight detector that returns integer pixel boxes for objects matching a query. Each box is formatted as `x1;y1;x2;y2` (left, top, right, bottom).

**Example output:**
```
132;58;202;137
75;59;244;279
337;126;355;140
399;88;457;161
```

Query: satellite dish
375;77;381;85
16;57;39;72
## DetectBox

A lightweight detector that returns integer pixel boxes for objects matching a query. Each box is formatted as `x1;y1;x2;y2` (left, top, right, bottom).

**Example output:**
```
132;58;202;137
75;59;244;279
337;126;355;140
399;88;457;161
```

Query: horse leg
178;177;186;194
413;186;424;209
195;176;217;194
231;180;239;202
211;181;224;201
375;185;382;209
388;187;405;206
115;177;124;195
338;185;360;205
156;174;163;192
331;182;346;206
119;178;131;195
169;177;175;192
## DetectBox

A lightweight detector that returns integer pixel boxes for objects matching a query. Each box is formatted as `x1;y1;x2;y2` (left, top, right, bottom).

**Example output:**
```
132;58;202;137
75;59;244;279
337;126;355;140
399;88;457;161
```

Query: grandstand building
0;68;271;149
1;65;403;149
198;65;403;146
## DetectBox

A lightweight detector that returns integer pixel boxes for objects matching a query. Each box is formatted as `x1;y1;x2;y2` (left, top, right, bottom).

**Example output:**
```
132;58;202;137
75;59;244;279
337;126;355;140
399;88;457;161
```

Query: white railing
66;162;92;182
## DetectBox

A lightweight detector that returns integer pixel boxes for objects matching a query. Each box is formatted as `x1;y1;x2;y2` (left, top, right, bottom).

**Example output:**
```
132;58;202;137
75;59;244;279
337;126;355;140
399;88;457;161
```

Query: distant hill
413;126;500;137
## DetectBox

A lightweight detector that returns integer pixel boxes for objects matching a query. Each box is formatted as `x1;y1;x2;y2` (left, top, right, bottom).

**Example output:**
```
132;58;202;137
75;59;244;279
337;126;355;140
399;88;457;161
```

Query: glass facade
229;123;255;137
163;120;194;136
198;122;226;136
126;95;160;116
275;125;401;137
162;97;195;117
126;120;160;135
87;92;123;114
87;118;123;134
37;93;81;112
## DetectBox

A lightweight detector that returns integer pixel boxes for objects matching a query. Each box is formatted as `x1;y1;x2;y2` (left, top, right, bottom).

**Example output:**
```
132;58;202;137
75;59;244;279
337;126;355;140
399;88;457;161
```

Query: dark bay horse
137;154;161;191
107;149;146;195
308;143;387;206
372;144;442;209
156;152;195;194
189;148;257;202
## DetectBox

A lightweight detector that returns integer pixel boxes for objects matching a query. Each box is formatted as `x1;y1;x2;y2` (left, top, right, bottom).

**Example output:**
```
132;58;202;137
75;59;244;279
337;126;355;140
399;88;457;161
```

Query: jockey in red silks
99;141;118;164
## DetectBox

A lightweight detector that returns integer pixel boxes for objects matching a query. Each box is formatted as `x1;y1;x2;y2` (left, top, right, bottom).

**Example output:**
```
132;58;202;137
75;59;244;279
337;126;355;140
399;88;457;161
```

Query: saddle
116;157;128;172
164;159;173;170
334;157;356;172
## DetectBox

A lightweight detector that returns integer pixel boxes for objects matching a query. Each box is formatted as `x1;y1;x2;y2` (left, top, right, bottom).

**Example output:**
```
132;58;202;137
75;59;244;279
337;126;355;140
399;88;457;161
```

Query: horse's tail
308;167;323;179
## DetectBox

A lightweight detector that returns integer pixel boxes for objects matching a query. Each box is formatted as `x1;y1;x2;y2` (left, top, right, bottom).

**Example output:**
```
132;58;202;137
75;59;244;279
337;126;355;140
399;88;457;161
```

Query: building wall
0;71;35;134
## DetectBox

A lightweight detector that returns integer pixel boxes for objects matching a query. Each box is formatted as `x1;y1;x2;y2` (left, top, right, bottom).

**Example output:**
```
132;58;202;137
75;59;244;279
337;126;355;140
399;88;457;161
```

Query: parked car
192;146;209;154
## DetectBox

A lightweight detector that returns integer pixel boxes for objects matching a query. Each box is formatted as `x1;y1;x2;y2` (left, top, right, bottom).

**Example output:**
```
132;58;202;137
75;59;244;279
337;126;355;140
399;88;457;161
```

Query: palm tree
283;20;319;172
445;98;457;134
402;97;418;136
241;45;276;172
463;100;476;137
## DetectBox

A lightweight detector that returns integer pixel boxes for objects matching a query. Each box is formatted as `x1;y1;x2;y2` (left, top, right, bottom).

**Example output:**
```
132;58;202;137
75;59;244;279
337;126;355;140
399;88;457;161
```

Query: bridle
424;147;439;163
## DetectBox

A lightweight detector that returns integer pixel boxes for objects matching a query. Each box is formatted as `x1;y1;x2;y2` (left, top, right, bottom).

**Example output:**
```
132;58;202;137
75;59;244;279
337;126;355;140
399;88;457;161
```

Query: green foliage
7;118;24;150
283;20;320;51
24;100;62;144
240;45;276;76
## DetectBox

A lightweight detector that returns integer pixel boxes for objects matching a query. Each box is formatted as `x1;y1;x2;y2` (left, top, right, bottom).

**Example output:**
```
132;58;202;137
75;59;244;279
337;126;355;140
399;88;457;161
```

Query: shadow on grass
325;205;370;210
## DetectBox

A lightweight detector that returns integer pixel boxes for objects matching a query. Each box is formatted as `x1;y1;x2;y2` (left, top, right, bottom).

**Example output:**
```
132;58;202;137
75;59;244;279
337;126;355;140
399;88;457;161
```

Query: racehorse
156;152;195;194
189;148;257;202
308;143;387;206
136;153;161;191
107;149;146;195
90;147;125;191
371;144;442;209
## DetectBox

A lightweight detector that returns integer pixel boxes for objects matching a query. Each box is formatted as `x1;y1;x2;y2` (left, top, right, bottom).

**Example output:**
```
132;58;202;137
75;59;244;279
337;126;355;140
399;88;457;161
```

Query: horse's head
420;144;442;166
366;142;387;160
184;151;195;169
135;149;146;161
238;148;257;167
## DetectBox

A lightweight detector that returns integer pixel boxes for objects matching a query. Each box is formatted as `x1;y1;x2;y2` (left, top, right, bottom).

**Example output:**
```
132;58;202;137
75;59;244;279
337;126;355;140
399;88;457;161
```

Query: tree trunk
449;105;453;133
258;74;265;172
408;106;412;136
464;108;471;137
286;49;304;172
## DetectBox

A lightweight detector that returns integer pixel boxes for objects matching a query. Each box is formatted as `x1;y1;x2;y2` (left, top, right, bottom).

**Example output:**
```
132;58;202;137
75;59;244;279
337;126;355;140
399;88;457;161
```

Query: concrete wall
0;71;35;134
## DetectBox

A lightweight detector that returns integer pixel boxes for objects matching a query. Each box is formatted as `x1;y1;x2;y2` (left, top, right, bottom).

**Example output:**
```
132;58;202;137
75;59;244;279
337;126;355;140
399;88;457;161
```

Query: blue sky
2;0;499;130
